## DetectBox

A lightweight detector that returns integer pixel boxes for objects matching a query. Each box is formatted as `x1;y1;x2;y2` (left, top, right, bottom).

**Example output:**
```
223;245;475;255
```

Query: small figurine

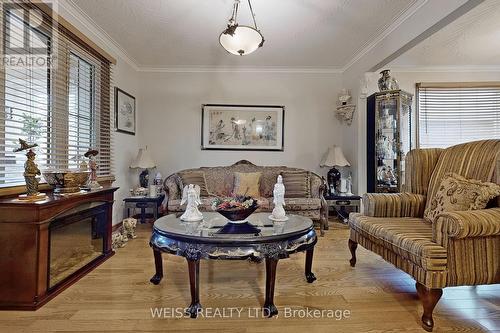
180;184;203;222
112;231;128;249
14;139;46;201
270;175;288;221
122;218;137;239
84;149;102;189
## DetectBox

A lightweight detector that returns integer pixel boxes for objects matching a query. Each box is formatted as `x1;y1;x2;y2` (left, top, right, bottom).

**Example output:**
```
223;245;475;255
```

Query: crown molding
341;0;428;72
56;0;140;71
389;65;500;72
136;65;343;74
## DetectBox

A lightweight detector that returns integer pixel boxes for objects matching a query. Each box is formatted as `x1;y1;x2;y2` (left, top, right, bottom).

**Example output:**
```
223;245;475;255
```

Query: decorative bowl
42;169;91;193
216;203;259;223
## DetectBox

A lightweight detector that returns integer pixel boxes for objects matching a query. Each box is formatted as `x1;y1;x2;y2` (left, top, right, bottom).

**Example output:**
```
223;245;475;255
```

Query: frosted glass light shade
219;25;264;56
320;146;350;167
130;148;156;169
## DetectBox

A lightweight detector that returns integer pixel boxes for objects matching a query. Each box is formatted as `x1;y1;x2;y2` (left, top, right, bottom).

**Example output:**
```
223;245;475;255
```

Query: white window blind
0;1;113;188
417;83;500;149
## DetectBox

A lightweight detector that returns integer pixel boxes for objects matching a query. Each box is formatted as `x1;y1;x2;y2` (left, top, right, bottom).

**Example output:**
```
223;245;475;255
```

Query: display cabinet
367;90;412;193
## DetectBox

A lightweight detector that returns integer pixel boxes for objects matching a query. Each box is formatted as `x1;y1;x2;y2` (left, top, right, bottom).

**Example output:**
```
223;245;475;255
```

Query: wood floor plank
0;221;497;332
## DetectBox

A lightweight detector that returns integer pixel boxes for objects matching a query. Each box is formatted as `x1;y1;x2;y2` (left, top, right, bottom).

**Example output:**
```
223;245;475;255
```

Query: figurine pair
179;176;288;222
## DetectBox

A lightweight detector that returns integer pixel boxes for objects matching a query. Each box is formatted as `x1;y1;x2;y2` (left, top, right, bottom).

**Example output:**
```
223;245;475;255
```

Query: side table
324;194;361;224
123;193;165;224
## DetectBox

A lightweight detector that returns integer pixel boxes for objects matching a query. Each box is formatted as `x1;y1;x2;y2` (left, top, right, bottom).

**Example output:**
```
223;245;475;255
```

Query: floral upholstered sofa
162;160;328;234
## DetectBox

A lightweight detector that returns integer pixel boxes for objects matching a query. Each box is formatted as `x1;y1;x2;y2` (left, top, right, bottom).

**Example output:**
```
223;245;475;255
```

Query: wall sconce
335;89;356;125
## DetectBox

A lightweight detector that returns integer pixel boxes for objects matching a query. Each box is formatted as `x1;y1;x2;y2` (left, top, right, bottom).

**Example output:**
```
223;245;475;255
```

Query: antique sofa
162;160;328;234
349;140;500;331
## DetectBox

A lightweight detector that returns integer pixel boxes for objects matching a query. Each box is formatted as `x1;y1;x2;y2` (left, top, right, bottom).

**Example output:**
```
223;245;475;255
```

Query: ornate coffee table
149;212;317;318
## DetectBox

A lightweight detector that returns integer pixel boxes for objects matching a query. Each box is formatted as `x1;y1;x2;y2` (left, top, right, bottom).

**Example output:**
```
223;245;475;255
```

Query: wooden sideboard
0;187;118;310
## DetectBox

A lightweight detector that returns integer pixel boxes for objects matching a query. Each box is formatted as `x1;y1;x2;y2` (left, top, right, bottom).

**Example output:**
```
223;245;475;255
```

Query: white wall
110;60;140;225
137;71;343;181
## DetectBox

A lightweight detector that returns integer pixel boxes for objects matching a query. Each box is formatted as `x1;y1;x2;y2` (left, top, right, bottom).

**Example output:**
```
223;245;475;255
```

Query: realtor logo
2;1;54;68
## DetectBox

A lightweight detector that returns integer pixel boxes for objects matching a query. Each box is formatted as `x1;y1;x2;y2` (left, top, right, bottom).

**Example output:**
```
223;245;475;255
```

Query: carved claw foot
150;274;163;285
186;302;202;318
305;272;317;283
263;303;278;318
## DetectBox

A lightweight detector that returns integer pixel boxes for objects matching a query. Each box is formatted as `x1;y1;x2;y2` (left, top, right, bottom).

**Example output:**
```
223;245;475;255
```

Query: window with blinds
417;83;500;149
0;1;113;188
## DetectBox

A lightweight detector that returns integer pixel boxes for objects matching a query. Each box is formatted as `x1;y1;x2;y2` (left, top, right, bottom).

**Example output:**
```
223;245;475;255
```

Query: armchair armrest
363;193;427;218
433;208;500;246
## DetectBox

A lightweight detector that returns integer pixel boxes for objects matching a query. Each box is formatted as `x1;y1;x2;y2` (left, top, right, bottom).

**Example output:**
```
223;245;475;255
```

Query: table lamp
130;147;156;188
320;145;350;195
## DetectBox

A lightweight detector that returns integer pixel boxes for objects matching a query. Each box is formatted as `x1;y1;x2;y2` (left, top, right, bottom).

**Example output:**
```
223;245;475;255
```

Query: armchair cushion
349;214;447;271
433;208;500;246
424;173;500;223
363;193;427;218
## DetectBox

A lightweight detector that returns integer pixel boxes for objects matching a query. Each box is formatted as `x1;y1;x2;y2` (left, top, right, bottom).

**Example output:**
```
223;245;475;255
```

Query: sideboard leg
305;247;317;283
150;248;164;285
263;258;279;318
186;259;202;318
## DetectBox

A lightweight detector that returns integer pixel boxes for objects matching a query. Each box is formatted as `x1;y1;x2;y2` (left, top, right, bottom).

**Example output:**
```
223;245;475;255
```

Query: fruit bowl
42;169;91;193
212;197;261;234
216;204;259;223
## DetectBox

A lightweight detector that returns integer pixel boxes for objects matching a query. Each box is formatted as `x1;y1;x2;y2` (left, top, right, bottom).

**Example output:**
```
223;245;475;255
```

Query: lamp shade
219;25;264;56
320;145;350;167
130;148;156;169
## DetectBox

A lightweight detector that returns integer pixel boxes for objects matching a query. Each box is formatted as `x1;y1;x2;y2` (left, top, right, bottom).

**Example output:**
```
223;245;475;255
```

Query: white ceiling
70;0;417;70
390;0;500;68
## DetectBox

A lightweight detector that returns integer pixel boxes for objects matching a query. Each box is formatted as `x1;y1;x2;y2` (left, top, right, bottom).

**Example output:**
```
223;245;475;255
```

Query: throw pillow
281;171;311;198
233;172;262;197
178;171;210;197
424;172;500;223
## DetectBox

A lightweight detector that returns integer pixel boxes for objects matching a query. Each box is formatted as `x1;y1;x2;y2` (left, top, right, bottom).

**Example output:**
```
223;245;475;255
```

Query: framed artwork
115;87;136;135
201;104;285;151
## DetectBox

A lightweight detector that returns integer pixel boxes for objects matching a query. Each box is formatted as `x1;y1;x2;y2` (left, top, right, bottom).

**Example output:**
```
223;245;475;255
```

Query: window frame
415;82;500;149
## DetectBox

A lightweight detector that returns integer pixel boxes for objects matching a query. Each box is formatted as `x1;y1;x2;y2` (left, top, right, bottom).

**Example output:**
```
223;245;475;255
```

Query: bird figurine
13;138;38;152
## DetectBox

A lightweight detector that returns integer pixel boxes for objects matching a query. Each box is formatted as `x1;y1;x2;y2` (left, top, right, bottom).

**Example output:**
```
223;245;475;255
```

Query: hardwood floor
0;221;498;332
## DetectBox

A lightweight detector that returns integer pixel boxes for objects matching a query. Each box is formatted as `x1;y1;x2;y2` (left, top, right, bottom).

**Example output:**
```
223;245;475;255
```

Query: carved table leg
150;248;163;285
263;258;279;318
305;247;316;283
186;259;202;318
416;282;443;332
348;239;358;267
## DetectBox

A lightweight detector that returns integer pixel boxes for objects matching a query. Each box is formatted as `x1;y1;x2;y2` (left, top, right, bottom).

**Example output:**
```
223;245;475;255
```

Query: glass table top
153;212;314;243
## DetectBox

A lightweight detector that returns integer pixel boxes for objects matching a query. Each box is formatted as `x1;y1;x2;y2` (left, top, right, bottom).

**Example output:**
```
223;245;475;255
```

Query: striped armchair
349;140;500;332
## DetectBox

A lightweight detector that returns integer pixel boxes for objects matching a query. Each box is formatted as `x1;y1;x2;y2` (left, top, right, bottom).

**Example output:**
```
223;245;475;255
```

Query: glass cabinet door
375;96;398;192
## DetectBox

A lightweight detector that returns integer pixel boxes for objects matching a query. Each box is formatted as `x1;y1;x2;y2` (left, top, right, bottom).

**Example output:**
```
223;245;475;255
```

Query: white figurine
270;175;288;221
180;184;203;222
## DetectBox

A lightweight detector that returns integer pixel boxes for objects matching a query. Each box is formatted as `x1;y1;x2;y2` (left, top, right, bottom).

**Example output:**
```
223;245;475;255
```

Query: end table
324;194;361;224
123;193;165;224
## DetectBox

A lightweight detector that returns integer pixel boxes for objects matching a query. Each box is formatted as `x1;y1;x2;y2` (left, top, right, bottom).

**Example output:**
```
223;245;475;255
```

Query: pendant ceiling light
219;0;264;56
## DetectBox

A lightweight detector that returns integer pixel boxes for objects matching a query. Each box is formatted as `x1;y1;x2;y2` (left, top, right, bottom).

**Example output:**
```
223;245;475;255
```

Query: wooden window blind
0;1;113;188
417;82;500;149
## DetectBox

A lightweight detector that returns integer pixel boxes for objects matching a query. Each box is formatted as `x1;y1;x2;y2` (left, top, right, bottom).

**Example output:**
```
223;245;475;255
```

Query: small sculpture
180;184;203;222
112;231;128;249
270;175;288;221
378;69;399;91
122;217;138;239
14;139;46;201
84;149;102;189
